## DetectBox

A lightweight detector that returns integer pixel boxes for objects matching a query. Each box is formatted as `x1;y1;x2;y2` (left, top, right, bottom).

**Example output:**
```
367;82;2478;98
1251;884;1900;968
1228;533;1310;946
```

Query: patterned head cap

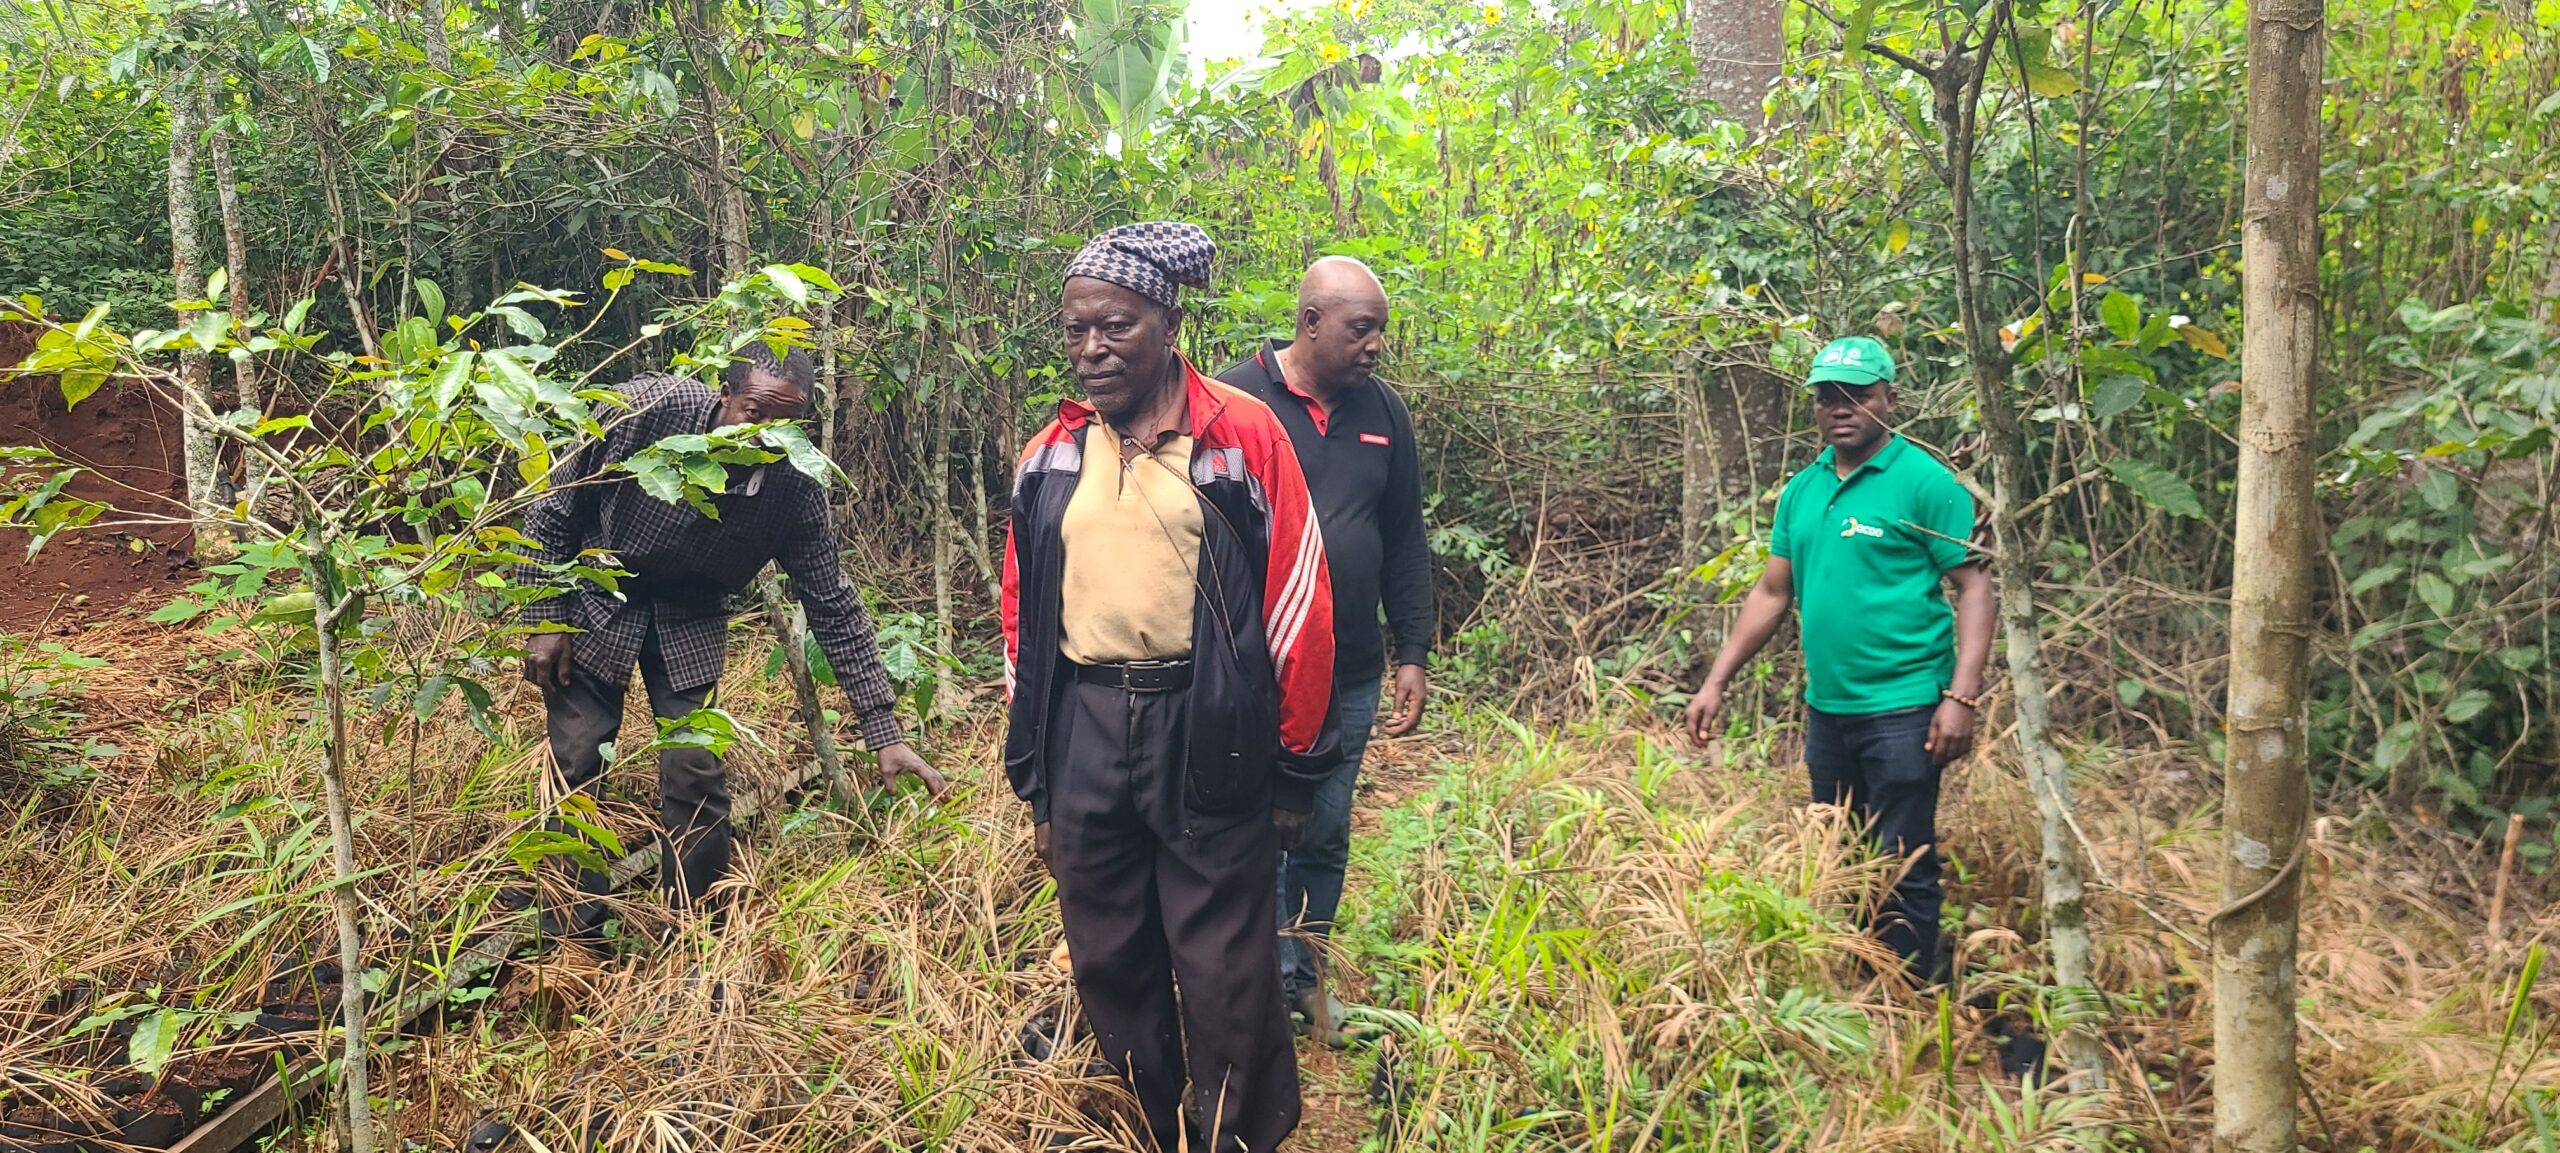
1063;222;1217;310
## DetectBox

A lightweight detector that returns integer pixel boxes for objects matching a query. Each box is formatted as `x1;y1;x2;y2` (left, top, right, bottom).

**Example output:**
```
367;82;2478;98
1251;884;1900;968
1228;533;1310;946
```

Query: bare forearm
1949;568;1994;697
1703;583;1792;690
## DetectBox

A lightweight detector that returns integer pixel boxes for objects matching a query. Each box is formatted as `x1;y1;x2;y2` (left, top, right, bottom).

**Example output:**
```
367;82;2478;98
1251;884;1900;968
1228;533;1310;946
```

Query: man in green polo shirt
1685;335;1993;983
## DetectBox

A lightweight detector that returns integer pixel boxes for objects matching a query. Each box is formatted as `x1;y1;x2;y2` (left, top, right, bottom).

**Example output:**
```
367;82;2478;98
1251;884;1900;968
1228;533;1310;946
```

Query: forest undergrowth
3;606;2553;1152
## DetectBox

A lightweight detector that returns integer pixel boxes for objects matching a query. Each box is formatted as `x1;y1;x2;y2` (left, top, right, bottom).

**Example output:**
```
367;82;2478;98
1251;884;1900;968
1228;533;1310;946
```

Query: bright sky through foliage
1185;0;1325;79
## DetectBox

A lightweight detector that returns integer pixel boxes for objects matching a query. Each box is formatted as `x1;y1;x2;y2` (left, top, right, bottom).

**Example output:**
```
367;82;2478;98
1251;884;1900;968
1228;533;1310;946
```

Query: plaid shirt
517;375;906;751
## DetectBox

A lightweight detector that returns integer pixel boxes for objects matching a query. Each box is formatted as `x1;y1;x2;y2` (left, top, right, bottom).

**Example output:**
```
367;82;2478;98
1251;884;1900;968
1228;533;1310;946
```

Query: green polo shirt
1770;435;1976;715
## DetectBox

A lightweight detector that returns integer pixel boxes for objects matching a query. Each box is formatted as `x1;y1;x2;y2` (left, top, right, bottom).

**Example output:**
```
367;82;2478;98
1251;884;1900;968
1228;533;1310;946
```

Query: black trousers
540;625;728;930
1048;677;1300;1153
1804;704;1943;980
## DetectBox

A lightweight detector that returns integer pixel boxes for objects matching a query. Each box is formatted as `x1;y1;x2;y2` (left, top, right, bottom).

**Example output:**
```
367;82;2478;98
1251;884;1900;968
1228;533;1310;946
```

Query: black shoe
1018;1009;1065;1062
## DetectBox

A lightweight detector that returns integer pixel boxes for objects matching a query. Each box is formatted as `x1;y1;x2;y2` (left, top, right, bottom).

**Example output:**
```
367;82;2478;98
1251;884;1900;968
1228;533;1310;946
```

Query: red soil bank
0;326;197;631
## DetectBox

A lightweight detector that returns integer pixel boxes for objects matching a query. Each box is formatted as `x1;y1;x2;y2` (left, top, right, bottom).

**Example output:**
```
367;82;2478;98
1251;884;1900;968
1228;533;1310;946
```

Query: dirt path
1296;1044;1375;1148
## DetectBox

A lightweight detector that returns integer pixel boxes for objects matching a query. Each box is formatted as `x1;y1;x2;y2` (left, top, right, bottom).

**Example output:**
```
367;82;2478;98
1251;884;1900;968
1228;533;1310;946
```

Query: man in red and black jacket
1000;222;1335;1153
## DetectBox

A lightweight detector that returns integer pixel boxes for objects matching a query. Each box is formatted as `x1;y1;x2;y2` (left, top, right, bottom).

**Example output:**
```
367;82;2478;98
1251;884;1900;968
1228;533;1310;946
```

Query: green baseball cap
1805;336;1896;388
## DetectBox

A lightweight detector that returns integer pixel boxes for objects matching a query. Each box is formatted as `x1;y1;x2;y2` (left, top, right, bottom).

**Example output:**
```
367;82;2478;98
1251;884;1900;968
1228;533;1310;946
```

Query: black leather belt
1071;658;1193;693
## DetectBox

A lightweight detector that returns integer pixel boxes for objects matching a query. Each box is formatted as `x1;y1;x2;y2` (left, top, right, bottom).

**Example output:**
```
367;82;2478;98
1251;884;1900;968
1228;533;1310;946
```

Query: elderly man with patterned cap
1002;222;1336;1152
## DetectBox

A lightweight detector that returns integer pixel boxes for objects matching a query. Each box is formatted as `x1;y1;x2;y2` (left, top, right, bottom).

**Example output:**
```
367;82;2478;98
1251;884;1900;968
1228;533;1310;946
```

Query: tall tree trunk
929;397;957;716
2215;2;2324;1149
206;87;259;413
969;409;1004;612
1679;354;1788;554
1678;0;1786;541
1687;0;1783;131
1932;9;2105;1086
167;68;229;558
299;545;379;1153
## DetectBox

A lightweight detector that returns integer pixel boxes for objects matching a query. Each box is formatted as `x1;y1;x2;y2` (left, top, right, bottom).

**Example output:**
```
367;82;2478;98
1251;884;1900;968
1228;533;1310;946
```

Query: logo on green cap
1807;336;1896;388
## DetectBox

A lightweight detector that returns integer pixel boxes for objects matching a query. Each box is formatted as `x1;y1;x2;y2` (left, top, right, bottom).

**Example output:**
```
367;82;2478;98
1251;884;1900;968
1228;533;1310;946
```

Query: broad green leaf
488;306;547;341
681;455;728;493
2080;344;2155;383
762;423;836;485
762;264;810;305
2023;60;2078;97
784;263;841;294
2415;570;2456;618
2089;375;2146;420
1075;0;1187;134
2445;688;2494;724
129;1008;180;1077
416;278;446;327
188;309;229;351
2417;468;2460;512
2347;563;2403;596
2373;720;2419;771
70;303;109;343
427;349;476;410
413;674;455;719
2099;291;2140;343
517;436;552;487
282;297;314;334
253;414;314;435
60;370;104;409
1843;0;1878;59
2102;458;2202;518
625;458;686;505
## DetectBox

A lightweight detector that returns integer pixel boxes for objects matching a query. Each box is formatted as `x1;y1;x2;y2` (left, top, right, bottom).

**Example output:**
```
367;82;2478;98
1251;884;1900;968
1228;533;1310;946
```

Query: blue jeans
1804;703;1944;981
1274;678;1381;999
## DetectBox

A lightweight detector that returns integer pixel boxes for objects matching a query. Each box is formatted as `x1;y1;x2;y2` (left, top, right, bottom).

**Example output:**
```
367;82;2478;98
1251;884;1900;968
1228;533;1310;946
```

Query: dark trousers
540;626;729;930
1274;678;1381;998
1048;677;1300;1153
1804;704;1943;980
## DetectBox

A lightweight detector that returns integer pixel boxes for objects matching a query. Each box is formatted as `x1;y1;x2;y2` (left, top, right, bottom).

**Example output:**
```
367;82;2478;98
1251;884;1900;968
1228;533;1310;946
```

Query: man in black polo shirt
1218;256;1434;1045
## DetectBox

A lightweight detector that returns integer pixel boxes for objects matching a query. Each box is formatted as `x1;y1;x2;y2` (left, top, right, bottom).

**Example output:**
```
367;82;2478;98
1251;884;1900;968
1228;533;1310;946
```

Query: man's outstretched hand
1383;663;1429;737
876;742;950;800
1683;681;1726;747
523;633;574;689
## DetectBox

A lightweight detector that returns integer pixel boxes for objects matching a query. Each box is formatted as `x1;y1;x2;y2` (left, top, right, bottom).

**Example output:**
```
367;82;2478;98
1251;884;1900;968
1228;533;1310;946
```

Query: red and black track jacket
1001;362;1337;823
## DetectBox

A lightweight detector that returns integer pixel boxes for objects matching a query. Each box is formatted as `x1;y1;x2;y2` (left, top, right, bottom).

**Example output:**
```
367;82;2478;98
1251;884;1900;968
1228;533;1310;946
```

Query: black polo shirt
1217;340;1433;682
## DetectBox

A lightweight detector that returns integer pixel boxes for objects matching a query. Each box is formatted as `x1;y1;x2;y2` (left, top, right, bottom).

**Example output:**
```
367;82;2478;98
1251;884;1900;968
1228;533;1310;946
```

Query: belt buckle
1122;659;1179;691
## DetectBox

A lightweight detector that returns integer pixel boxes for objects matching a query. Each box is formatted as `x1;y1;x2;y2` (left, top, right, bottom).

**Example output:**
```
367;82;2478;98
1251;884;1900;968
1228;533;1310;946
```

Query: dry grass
4;612;2557;1151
